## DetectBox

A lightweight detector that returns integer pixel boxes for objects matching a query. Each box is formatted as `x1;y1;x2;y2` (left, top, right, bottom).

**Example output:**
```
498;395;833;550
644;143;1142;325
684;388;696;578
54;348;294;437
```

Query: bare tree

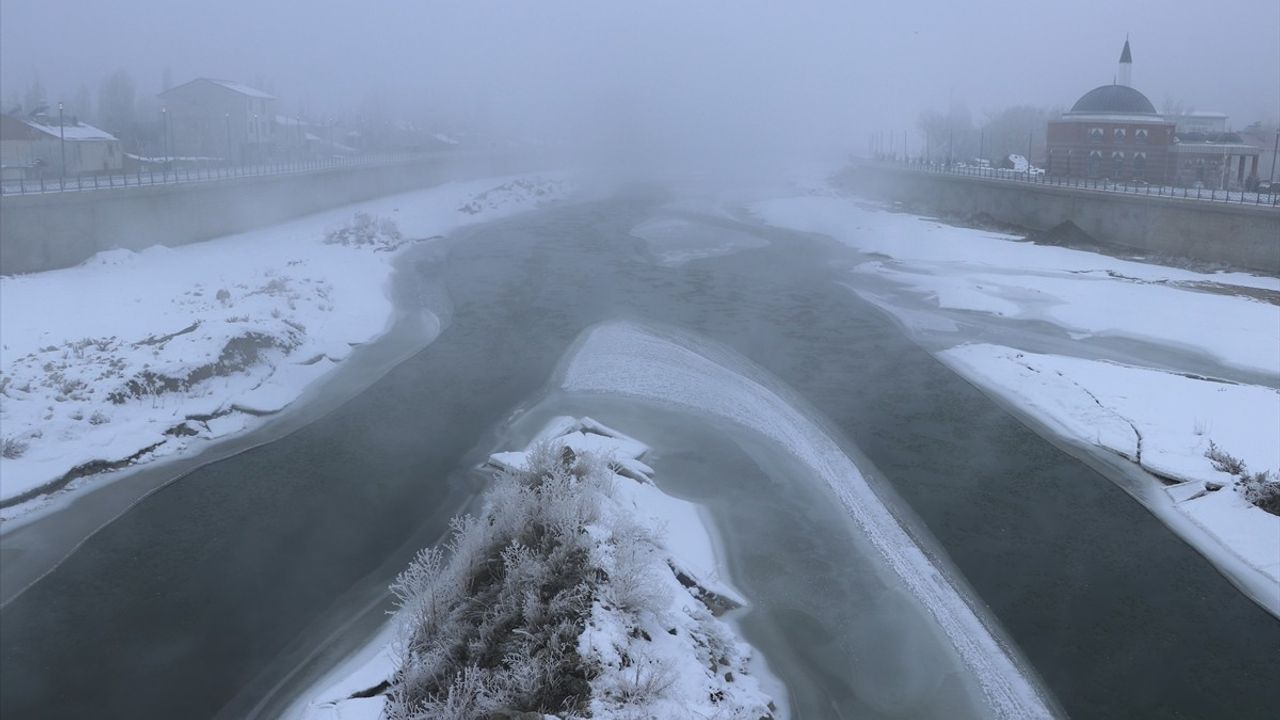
97;70;137;138
979;105;1058;165
72;84;93;123
23;73;47;116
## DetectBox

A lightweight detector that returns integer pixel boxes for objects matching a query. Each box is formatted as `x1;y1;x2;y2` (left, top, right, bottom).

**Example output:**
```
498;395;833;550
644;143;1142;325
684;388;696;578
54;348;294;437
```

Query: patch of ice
0;173;576;511
940;343;1280;610
558;321;1056;720
753;196;1280;375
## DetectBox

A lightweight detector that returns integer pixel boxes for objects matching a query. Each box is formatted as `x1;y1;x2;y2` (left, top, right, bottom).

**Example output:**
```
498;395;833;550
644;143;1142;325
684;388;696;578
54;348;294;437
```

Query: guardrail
864;158;1280;208
0;152;444;197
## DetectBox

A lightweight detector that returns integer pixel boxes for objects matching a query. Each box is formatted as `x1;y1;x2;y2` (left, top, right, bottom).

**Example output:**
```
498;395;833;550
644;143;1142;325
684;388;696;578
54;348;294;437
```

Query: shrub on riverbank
383;443;774;720
1205;440;1280;516
386;446;606;718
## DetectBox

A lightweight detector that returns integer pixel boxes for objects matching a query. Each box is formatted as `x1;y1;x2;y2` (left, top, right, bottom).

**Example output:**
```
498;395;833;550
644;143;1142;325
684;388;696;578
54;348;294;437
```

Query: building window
1133;152;1146;177
1089;127;1104;143
1088;150;1102;177
1114;128;1126;143
1134;128;1148;144
1111;151;1125;176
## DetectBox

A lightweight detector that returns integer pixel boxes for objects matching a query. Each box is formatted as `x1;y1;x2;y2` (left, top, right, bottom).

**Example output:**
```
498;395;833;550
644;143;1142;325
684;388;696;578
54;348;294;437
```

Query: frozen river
2;189;1278;718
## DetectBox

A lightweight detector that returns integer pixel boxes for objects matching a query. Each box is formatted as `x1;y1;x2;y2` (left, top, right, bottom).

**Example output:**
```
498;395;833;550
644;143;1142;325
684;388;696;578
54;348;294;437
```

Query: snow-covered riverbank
0;174;573;520
751;184;1280;614
288;417;778;720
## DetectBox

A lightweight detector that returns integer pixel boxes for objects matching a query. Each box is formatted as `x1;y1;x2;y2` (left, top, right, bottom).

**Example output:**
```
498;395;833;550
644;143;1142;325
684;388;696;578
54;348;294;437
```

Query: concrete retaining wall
844;163;1280;274
0;153;524;275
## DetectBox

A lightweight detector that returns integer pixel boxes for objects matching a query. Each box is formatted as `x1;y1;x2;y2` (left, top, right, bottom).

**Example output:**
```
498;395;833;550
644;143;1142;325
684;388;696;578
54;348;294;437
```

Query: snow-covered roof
20;119;118;142
206;79;275;99
162;78;276;100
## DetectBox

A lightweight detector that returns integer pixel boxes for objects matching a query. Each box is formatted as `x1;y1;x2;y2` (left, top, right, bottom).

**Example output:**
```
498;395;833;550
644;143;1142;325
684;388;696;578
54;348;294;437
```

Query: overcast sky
2;0;1277;162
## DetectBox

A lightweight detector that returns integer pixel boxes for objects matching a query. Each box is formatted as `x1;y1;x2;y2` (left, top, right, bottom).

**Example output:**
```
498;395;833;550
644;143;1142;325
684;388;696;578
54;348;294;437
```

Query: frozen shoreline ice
751;187;1280;616
559;320;1058;720
0;173;573;519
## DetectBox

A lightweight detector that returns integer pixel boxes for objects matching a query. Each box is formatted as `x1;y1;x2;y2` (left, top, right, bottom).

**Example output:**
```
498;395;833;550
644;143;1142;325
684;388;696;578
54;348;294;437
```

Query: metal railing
0;152;445;197
867;157;1280;208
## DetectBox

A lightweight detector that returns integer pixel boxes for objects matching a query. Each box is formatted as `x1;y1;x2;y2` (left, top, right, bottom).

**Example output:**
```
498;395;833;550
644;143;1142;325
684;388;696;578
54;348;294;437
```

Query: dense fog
4;0;1278;175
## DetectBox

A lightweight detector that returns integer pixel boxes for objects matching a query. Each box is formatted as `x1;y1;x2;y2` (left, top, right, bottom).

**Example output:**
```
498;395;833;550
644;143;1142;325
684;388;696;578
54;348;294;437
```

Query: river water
2;189;1277;719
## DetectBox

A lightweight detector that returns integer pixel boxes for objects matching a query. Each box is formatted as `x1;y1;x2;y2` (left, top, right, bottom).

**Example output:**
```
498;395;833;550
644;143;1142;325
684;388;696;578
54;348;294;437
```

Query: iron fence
0;152;445;196
869;157;1280;208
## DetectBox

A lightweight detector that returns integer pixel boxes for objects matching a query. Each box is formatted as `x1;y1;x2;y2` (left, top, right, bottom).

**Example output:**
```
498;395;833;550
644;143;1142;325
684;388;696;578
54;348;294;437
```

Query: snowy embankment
942;347;1280;601
751;189;1280;612
292;417;776;720
0;174;573;518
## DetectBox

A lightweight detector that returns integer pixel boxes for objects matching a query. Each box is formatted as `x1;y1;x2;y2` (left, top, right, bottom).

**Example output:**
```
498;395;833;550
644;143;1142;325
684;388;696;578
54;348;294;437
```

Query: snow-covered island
0;174;573;521
752;181;1280;615
290;417;778;720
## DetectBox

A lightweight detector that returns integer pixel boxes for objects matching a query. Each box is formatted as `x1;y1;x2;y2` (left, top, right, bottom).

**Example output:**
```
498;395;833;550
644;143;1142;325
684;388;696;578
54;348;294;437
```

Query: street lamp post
58;102;66;190
1270;130;1279;186
161;107;170;180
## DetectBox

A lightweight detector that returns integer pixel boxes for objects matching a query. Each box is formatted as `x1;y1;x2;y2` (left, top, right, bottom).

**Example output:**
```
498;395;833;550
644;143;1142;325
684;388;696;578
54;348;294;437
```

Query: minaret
1118;36;1133;87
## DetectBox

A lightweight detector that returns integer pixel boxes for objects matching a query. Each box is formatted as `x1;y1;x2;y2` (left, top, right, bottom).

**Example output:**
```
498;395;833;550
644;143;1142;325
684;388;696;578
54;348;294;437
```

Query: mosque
1045;39;1261;189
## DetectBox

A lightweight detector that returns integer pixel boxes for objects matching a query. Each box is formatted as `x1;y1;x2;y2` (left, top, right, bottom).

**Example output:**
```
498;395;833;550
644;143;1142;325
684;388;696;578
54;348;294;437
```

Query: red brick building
1046;40;1177;183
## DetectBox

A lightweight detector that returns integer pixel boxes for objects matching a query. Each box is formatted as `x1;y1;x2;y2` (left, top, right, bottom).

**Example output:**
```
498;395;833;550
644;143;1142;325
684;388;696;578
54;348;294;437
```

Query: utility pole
58;102;66;190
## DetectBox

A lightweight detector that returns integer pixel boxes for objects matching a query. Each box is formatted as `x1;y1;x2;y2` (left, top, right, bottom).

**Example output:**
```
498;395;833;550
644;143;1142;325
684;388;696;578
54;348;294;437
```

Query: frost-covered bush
1237;471;1280;516
1204;440;1248;476
1204;440;1280;516
386;446;611;719
324;212;405;250
2;436;28;459
382;436;774;720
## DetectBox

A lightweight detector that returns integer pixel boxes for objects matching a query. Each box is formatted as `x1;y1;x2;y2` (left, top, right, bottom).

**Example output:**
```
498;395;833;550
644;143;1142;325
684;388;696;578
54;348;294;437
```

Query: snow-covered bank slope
942;346;1280;603
751;186;1280;614
559;321;1057;719
0;174;572;516
752;195;1280;377
292;418;775;720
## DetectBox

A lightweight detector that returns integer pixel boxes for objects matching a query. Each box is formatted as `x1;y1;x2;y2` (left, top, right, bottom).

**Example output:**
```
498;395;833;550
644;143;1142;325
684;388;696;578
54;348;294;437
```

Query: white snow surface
942;345;1280;597
559;321;1056;720
752;196;1280;376
751;186;1280;614
291;417;773;720
0;173;574;513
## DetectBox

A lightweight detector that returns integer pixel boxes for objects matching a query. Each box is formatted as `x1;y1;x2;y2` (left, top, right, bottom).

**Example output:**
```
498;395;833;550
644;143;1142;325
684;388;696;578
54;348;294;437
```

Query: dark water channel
1;191;1277;719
